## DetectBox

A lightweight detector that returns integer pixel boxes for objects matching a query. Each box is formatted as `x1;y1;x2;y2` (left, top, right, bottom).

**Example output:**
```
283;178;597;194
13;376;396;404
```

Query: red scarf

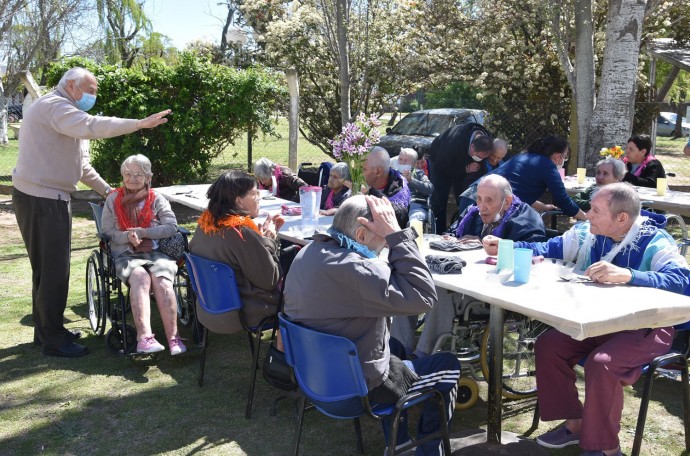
114;186;156;253
197;210;260;240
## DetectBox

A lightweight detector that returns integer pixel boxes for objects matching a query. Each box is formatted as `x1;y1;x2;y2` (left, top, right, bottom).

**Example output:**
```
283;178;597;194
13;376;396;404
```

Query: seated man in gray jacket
284;195;461;455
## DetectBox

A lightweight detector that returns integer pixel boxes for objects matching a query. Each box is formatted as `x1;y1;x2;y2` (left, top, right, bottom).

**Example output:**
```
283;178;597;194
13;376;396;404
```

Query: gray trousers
13;188;75;350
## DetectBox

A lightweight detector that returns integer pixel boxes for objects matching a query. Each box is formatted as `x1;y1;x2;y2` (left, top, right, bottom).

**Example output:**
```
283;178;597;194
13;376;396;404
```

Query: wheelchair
431;295;550;410
85;202;193;356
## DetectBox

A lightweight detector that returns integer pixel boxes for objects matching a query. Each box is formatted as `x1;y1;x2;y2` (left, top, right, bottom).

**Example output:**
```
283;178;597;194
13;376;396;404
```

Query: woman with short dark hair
188;171;283;333
622;134;666;188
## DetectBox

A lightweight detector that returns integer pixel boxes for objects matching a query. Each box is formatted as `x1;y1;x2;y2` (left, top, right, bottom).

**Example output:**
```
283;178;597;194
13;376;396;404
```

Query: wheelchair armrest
97;233;111;242
178;226;191;236
394;385;443;410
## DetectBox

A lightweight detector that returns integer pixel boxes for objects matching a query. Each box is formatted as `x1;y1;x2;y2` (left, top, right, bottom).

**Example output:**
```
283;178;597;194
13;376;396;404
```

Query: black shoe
42;342;89;358
34;330;82;347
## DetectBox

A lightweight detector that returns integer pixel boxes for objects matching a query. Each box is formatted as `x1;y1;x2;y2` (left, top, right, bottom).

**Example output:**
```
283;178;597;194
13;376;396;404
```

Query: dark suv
378;108;487;157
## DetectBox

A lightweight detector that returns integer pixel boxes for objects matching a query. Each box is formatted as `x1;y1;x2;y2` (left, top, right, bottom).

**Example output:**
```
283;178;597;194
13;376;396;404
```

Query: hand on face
357;195;400;238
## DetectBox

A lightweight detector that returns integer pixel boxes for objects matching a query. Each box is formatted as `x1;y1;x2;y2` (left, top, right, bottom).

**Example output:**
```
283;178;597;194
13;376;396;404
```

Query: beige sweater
12;89;140;201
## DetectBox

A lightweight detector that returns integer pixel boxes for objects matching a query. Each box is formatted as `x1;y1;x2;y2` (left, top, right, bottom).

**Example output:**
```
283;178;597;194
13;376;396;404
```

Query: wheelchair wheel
174;270;194;327
105;325;137;355
479;314;550;399
86;250;107;336
455;377;479;410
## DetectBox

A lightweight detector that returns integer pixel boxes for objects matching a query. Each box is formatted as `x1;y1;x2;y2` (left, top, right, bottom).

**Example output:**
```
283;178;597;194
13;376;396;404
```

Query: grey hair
58;67;95;92
398;147;418;162
254;157;276;181
332;195;372;239
478;174;513;198
331;162;350;181
592;182;640;222
367;146;391;171
121;154;153;177
596;157;626;181
493;138;509;150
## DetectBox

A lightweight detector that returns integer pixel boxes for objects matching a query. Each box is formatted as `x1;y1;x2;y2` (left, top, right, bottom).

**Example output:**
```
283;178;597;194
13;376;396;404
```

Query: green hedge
46;54;287;186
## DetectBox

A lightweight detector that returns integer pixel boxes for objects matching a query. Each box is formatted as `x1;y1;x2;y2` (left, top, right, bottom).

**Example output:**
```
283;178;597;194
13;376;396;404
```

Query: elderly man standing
12;67;171;358
363;146;411;227
572;158;626;212
284;195;460;455
403;174;546;357
483;182;689;456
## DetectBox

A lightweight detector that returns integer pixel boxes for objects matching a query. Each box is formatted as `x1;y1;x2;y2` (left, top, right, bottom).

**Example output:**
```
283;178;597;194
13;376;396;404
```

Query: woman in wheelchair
188;171;284;333
101;154;187;355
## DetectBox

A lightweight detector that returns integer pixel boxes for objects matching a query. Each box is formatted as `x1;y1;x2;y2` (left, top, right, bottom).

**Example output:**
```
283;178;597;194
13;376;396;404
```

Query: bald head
478;174;513;198
363;146;391;188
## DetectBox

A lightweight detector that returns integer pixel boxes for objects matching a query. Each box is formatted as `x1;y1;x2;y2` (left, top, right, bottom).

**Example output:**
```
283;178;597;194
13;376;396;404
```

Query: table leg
487;304;504;444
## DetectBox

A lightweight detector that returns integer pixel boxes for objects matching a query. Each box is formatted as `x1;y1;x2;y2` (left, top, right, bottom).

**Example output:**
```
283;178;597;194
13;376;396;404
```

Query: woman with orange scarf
101;154;186;355
188;171;284;333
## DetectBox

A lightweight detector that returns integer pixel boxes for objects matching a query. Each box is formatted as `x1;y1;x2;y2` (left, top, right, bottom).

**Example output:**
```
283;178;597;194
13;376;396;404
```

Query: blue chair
184;252;277;420
531;322;690;456
279;313;451;456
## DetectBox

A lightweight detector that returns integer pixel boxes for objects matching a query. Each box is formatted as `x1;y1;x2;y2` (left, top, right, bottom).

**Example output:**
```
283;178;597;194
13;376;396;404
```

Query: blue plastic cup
513;248;533;284
497;239;514;271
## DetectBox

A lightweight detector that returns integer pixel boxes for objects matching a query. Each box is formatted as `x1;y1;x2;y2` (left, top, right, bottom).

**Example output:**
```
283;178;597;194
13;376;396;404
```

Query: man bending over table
483;182;690;456
284;195;460;455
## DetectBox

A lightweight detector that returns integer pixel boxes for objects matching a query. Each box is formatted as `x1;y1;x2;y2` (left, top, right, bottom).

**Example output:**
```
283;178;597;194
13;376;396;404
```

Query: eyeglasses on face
123;172;146;180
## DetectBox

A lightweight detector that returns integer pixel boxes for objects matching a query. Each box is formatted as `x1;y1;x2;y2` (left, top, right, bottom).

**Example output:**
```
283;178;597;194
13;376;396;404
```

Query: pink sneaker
137;335;165;354
169;337;187;356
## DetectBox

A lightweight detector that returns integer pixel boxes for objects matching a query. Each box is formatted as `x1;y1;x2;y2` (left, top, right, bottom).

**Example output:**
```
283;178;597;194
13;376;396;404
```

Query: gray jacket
283;227;437;390
101;191;178;258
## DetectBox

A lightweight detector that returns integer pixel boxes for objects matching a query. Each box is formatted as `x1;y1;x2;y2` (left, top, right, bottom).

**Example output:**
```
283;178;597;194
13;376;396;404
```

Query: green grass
0;201;689;455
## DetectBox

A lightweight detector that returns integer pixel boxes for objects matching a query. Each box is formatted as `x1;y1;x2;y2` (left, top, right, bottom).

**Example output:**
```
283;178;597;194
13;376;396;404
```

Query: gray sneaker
536;426;580;448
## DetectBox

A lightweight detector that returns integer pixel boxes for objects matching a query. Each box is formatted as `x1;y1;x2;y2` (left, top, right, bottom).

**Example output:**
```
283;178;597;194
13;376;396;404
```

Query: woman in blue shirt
459;136;587;221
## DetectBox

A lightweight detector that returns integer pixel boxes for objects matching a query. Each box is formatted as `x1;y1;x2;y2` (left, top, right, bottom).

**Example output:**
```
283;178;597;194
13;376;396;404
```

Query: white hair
331;162;350;181
478;174;513;198
254;157;276;181
332;195;372;238
58;67;95;92
398;147;418;162
121;154;153;177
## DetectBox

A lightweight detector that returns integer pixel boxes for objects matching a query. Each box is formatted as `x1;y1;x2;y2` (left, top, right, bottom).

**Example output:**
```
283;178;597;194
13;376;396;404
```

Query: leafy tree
96;0;151;67
45;54;288;185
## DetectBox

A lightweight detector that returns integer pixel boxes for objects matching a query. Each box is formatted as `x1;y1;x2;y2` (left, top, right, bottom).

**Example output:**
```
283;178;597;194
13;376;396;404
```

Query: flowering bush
329;113;382;193
599;145;625;159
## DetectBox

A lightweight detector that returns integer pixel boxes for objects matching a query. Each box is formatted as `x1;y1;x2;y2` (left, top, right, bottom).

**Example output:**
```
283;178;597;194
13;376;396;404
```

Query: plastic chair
279;313;451;456
184;252;277;420
531;321;690;456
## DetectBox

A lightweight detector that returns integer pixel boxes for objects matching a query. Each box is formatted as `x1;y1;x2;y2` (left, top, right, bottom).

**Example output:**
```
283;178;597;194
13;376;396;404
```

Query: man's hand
357;195;400;238
482;234;501;256
401;169;413;183
137;109;172;129
465;162;480;173
584;261;632;284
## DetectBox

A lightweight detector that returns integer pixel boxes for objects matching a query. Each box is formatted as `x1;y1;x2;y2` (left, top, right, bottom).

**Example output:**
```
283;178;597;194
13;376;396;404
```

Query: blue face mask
75;90;97;112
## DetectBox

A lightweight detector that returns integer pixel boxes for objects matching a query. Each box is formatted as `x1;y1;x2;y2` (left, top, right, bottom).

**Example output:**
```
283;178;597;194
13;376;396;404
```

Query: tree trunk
585;0;646;169
573;0;594;169
335;0;351;126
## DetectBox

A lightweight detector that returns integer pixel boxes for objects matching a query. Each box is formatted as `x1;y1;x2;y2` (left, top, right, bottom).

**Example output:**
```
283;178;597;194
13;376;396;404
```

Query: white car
657;112;690;137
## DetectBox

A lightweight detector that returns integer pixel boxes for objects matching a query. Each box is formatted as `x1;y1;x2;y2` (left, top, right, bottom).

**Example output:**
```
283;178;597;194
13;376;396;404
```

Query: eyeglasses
123;172;145;180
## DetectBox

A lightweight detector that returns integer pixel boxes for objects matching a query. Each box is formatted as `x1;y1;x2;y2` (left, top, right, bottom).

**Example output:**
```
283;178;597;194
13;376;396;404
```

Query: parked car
656;112;690;137
378;108;487;157
7;104;22;123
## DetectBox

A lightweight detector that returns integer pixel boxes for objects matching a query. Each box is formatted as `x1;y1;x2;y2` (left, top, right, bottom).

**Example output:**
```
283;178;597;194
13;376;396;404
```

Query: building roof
648;38;690;72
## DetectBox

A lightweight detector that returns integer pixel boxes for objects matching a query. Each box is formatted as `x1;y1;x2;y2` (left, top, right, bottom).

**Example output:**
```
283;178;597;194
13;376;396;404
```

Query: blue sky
145;0;230;50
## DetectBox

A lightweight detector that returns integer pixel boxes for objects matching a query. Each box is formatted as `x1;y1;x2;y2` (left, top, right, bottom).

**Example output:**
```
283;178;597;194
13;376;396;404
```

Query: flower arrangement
328;112;382;194
599;145;625;160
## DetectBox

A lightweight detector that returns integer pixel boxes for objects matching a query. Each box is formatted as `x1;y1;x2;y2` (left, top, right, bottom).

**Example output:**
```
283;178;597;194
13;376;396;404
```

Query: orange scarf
197;210;260;240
